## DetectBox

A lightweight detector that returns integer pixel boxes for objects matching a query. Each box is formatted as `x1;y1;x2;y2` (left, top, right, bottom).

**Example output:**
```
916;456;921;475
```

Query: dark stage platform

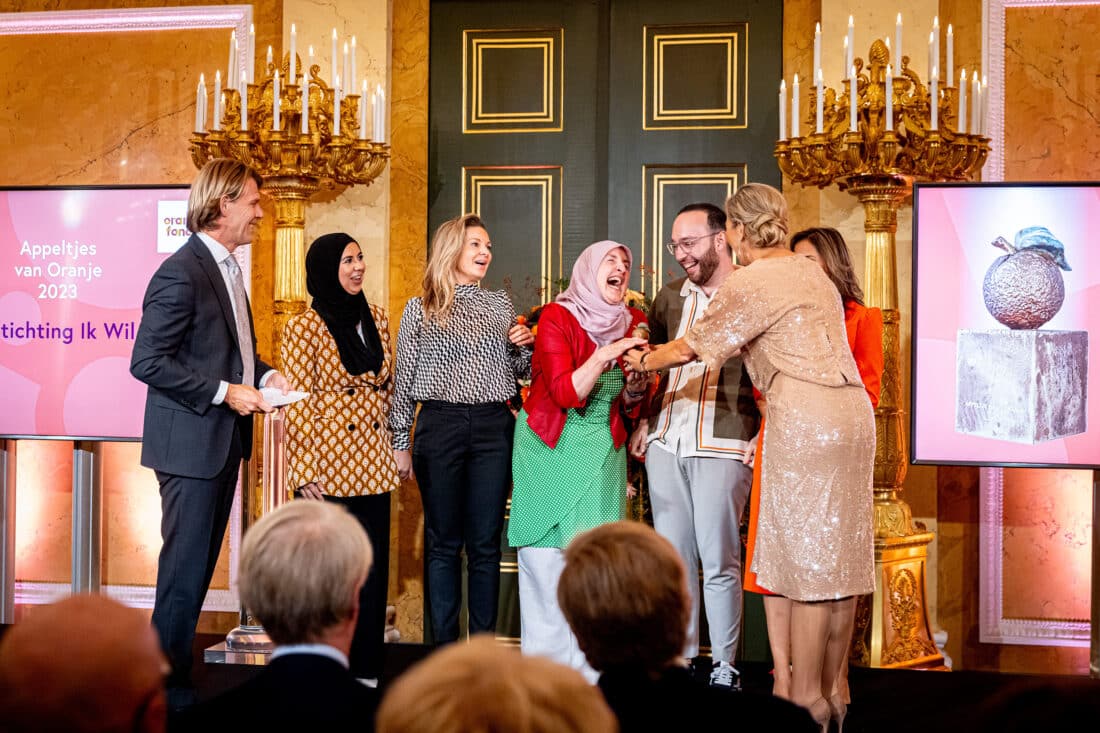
185;633;1100;733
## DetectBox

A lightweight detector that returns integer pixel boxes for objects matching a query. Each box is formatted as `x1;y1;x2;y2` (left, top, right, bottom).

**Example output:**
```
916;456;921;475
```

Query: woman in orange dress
743;226;883;708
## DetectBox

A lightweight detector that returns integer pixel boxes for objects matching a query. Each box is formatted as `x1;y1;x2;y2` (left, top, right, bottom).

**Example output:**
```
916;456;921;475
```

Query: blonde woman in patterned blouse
391;213;534;644
281;232;399;685
624;183;875;732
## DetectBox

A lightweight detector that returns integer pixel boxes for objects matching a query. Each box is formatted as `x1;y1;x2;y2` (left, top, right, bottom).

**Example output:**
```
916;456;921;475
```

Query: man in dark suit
173;501;380;732
130;158;288;705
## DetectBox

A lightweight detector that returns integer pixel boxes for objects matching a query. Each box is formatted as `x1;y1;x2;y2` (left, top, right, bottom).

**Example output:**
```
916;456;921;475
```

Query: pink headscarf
555;240;632;346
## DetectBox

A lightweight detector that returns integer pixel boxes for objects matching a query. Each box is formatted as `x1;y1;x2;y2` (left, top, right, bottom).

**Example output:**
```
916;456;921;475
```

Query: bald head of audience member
558;520;692;674
376;635;617;733
239;499;372;649
0;593;169;733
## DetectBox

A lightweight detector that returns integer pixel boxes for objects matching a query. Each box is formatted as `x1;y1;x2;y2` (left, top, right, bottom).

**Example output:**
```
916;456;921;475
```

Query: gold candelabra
776;38;989;670
190;52;390;364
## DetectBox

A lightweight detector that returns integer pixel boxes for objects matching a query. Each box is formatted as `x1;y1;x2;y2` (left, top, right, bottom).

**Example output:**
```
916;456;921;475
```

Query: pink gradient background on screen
913;185;1100;467
0;188;188;439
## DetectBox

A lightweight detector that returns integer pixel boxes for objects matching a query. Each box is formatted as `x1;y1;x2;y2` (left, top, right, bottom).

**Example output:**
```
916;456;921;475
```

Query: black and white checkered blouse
389;284;532;450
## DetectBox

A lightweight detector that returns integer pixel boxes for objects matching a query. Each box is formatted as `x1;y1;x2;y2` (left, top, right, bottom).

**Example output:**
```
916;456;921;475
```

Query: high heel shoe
805;697;831;733
828;693;847;733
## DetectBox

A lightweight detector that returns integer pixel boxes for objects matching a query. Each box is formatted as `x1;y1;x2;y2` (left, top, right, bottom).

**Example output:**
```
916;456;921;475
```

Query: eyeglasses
665;231;721;255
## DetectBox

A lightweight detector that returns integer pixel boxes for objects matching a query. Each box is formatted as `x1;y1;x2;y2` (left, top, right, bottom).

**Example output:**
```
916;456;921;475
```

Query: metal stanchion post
0;440;16;624
72;441;102;594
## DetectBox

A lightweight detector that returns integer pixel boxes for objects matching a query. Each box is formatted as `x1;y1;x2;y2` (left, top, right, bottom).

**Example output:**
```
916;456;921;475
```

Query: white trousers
517;546;598;683
646;443;752;663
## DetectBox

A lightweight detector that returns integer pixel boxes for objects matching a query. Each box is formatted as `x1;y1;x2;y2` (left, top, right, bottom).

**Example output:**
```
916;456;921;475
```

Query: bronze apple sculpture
982;226;1072;330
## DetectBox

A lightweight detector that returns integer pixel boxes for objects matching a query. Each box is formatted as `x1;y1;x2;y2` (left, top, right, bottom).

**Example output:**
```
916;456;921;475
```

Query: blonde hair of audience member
376;635;617;733
0;593;170;733
724;181;790;254
557;520;690;674
239;500;372;645
421;213;487;324
185;157;263;233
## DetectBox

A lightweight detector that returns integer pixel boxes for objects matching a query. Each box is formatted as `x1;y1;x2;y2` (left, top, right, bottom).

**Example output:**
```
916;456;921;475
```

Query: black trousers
412;401;514;643
325;491;392;679
152;430;242;688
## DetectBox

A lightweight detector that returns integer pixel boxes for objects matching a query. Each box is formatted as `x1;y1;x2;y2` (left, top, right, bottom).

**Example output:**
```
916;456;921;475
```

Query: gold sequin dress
685;255;875;601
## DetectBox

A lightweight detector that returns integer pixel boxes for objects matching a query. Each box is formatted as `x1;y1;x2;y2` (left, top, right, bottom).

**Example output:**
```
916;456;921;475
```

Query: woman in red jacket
743;226;882;714
507;240;648;680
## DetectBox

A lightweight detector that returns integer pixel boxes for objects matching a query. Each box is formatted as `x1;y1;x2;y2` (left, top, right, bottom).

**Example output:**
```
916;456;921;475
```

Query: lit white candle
981;75;988;136
849;66;857;132
885;36;891;60
846;15;854;73
779;79;787;140
792;73;800;138
885;64;893;131
273;70;281;130
928;32;934;80
267;45;274;73
971;71;980;135
248;24;255;83
933;17;940;80
334;74;341;136
957;69;967;133
895;13;903;68
214;69;223;130
930;66;938;130
290;24;297;82
331;29;338;86
377;85;386;142
359;79;368;139
195;77;204;132
309;44;314;74
227;31;237;89
351;36;357;92
815;68;823;133
813;23;821;81
301;67;309;134
371;88;380;140
946;24;953;85
343;42;349;100
843;36;849;79
240;79;248;130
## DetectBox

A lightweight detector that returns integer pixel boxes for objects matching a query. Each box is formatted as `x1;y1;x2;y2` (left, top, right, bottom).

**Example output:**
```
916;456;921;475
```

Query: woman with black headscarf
282;232;399;686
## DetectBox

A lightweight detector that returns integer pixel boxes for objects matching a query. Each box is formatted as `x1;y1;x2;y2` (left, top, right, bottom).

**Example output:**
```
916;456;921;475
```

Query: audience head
671;202;731;286
376;635;617;733
186;157;263;235
723;182;789;263
0;593;169;733
422;213;490;321
558;520;690;674
238;500;372;646
791;226;864;305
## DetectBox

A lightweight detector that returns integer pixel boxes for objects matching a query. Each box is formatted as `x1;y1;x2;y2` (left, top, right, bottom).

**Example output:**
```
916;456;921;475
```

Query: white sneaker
708;661;741;691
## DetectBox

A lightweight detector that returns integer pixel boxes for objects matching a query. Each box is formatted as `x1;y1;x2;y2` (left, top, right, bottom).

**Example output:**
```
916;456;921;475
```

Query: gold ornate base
852;530;946;670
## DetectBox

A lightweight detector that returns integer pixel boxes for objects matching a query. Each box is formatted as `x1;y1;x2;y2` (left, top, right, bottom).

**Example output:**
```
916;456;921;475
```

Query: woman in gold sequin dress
282;232;400;685
624;183;874;731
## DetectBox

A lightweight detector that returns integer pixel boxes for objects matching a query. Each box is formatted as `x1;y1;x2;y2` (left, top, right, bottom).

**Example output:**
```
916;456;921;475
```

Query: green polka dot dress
508;370;627;549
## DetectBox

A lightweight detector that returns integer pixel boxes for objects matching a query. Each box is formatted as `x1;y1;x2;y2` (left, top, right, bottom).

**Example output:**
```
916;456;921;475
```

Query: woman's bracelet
625;388;647;399
640;352;651;373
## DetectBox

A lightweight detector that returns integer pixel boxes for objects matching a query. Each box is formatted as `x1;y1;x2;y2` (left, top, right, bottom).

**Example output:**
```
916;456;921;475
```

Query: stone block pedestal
955;329;1088;443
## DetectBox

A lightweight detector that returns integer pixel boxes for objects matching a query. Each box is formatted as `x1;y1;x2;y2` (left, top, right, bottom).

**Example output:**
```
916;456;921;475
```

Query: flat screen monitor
0;185;191;440
911;180;1098;469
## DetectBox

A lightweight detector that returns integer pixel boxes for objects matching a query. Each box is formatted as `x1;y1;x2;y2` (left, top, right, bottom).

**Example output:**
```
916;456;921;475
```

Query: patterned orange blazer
281;306;400;498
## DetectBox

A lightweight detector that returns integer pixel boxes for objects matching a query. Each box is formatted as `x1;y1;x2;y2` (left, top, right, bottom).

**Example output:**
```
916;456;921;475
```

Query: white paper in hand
260;387;309;407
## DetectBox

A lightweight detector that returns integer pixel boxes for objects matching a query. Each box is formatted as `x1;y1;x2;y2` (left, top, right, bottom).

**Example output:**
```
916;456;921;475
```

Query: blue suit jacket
130;234;271;478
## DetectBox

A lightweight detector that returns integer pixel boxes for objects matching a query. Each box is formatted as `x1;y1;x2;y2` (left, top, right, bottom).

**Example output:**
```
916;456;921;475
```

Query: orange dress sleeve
845;301;883;409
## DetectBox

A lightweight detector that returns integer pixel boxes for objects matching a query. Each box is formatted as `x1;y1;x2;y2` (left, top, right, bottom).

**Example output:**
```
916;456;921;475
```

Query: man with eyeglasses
628;202;760;691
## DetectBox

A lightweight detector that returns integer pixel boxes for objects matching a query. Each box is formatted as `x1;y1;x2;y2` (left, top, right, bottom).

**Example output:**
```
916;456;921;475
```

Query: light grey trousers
645;443;753;663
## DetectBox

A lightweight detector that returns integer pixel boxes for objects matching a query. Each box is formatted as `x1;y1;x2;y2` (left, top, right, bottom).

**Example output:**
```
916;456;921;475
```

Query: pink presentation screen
0;186;191;440
912;182;1099;469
